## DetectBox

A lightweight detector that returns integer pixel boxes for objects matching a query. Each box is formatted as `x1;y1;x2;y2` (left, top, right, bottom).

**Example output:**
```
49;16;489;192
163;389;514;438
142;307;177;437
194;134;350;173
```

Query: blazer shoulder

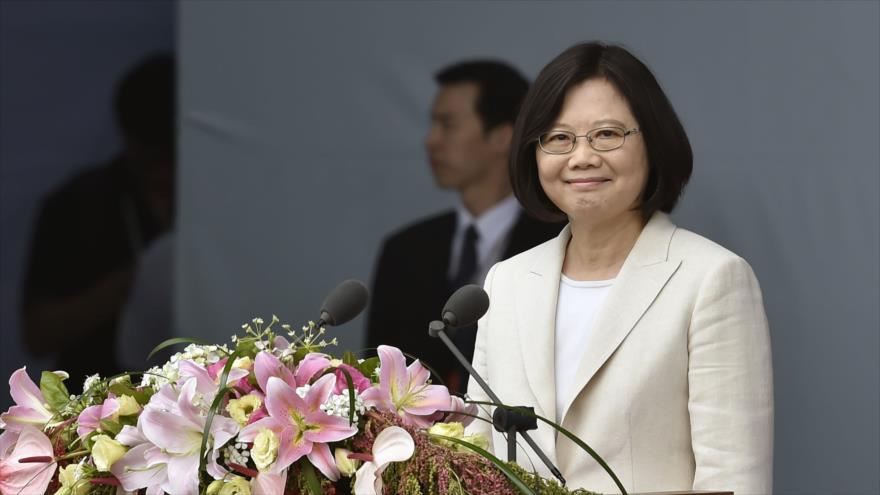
669;226;753;271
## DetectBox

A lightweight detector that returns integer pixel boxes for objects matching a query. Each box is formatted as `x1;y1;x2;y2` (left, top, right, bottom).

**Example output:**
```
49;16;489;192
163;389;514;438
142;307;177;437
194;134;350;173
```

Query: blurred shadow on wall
20;54;177;392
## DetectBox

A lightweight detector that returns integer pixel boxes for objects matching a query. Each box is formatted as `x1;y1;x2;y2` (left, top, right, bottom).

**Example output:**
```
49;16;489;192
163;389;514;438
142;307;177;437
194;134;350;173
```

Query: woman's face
536;78;648;225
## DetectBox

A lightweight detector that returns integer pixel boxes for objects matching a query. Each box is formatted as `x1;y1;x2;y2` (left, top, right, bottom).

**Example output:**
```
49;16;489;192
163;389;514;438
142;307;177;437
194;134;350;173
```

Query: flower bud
251;428;279;472
91;435;128;472
232;356;253;370
116;395;142;416
334;448;361;477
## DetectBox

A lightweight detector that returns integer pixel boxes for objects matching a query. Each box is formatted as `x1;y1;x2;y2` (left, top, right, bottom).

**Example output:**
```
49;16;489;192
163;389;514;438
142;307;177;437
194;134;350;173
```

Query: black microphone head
319;279;369;326
441;284;489;328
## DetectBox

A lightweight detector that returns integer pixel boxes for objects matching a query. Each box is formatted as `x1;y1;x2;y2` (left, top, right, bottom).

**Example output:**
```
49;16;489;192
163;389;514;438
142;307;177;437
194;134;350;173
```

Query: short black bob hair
510;42;692;222
435;60;529;133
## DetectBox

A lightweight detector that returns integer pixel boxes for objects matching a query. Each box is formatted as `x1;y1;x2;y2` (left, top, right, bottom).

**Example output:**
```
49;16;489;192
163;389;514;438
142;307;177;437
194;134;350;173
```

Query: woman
466;42;773;494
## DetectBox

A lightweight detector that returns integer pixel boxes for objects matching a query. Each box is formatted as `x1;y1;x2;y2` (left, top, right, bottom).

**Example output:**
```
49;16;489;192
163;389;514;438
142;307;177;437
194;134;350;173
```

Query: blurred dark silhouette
21;53;176;391
366;60;563;394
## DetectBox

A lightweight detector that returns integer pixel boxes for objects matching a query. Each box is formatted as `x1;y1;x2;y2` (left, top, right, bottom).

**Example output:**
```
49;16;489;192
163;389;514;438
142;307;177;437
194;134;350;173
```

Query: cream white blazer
466;213;773;494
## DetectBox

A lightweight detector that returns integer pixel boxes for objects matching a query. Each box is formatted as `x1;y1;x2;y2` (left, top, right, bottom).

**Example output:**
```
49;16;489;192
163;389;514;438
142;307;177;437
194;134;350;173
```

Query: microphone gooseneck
429;285;566;486
317;279;369;327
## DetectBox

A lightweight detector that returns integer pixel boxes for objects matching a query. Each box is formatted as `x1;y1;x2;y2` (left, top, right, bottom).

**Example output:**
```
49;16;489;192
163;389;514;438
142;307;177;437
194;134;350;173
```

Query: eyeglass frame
536;126;641;154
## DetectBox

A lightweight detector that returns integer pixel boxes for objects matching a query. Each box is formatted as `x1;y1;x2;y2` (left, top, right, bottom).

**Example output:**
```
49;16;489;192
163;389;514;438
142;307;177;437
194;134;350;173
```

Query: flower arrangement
0;317;600;495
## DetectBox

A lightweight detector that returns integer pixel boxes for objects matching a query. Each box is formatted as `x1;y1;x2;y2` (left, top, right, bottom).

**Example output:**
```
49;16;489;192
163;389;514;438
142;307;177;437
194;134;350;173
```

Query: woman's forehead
554;78;636;128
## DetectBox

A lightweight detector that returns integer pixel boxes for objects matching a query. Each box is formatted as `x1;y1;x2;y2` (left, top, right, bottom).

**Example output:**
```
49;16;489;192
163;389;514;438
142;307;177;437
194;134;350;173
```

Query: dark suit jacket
365;209;563;389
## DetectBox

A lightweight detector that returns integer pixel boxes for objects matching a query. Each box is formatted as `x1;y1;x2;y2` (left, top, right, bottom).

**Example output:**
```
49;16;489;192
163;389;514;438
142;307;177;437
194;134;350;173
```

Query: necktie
451;224;479;289
447;224;479;394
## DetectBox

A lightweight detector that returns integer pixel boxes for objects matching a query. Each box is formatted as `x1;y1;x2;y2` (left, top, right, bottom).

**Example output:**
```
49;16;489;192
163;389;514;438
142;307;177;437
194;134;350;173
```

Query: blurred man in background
366;60;563;394
21;54;175;391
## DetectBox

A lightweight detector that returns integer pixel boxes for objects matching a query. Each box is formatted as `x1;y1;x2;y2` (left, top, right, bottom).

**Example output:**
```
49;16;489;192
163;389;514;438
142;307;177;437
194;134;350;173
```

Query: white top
448;194;520;285
554;274;614;422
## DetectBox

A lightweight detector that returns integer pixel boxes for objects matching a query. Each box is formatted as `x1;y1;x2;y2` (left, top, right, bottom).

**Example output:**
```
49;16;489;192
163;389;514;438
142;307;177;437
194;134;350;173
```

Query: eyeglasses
537;126;640;154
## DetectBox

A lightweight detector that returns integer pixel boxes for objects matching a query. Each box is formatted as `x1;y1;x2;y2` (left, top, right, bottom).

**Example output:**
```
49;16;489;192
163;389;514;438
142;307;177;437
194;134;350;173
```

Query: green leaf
198;350;239;486
342;351;358;366
147;337;211;361
299;459;324;495
466;400;628;495
335;366;357;425
108;382;151;405
98;419;123;436
429;434;537;495
357;356;380;380
40;371;70;412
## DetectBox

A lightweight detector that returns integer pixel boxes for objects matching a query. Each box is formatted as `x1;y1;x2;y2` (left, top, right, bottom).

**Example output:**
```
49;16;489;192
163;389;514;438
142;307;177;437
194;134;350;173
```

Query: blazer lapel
559;213;681;424
515;225;570;420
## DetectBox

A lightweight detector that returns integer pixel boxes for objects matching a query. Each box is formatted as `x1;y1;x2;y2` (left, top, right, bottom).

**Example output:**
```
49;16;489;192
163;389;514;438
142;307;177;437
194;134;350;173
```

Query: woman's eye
594;129;622;139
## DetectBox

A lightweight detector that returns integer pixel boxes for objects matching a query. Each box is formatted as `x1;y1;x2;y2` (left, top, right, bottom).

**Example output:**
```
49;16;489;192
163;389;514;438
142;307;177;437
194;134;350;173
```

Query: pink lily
250;469;287;494
0;368;54;432
444;395;478;427
294;353;331;385
254;352;297;392
111;424;170;494
352;426;415;495
179;360;249;398
0;426;57;495
239;374;357;480
124;378;239;495
77;396;119;439
361;346;451;428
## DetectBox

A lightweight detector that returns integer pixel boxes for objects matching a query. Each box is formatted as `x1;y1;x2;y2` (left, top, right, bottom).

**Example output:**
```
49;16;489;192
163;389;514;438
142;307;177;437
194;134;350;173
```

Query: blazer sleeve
688;255;774;495
464;262;499;447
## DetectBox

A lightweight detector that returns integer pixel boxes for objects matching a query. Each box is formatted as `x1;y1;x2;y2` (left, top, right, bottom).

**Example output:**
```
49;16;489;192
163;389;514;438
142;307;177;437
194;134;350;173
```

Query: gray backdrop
153;1;880;494
0;0;174;411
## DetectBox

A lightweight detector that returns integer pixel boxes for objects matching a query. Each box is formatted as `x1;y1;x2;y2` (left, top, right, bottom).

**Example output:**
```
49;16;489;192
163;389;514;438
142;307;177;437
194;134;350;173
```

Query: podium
632;492;732;495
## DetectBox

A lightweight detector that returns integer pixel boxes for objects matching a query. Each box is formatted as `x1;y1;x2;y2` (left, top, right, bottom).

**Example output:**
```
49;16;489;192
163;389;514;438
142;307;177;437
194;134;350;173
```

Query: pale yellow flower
91;435;128;472
427;421;465;447
334;448;361;477
225;395;262;426
53;464;89;495
231;356;253;370
251;428;279;472
116;395;142;416
207;476;251;495
460;433;490;451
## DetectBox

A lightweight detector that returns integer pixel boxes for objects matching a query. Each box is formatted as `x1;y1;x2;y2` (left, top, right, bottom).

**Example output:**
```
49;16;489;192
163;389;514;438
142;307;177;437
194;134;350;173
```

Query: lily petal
294;354;330;385
254;352;296;392
400;384;451;417
307;442;340;482
111;444;167;491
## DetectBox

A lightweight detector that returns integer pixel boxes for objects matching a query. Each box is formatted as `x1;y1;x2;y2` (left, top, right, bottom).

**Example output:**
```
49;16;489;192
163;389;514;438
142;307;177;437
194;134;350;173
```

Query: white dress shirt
448;194;520;285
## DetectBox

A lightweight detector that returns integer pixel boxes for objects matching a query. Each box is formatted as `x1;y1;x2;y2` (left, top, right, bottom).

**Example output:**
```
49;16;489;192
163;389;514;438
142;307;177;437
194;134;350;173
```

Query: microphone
428;285;566;486
441;284;489;331
316;279;369;327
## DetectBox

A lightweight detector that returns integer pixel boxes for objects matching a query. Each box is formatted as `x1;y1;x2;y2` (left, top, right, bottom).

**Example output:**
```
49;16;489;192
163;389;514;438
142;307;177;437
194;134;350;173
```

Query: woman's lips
566;178;610;189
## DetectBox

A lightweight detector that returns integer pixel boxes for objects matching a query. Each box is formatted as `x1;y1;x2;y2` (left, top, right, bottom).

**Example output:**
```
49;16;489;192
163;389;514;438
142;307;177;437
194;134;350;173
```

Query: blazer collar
515;213;681;423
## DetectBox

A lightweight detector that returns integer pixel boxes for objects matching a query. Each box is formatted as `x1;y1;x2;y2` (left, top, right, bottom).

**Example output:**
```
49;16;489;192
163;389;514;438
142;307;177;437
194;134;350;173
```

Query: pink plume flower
0;426;57;495
361;346;451;428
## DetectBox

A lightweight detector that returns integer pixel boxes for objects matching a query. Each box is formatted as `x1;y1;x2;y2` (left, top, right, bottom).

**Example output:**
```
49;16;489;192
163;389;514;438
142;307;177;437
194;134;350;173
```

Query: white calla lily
353;426;415;495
